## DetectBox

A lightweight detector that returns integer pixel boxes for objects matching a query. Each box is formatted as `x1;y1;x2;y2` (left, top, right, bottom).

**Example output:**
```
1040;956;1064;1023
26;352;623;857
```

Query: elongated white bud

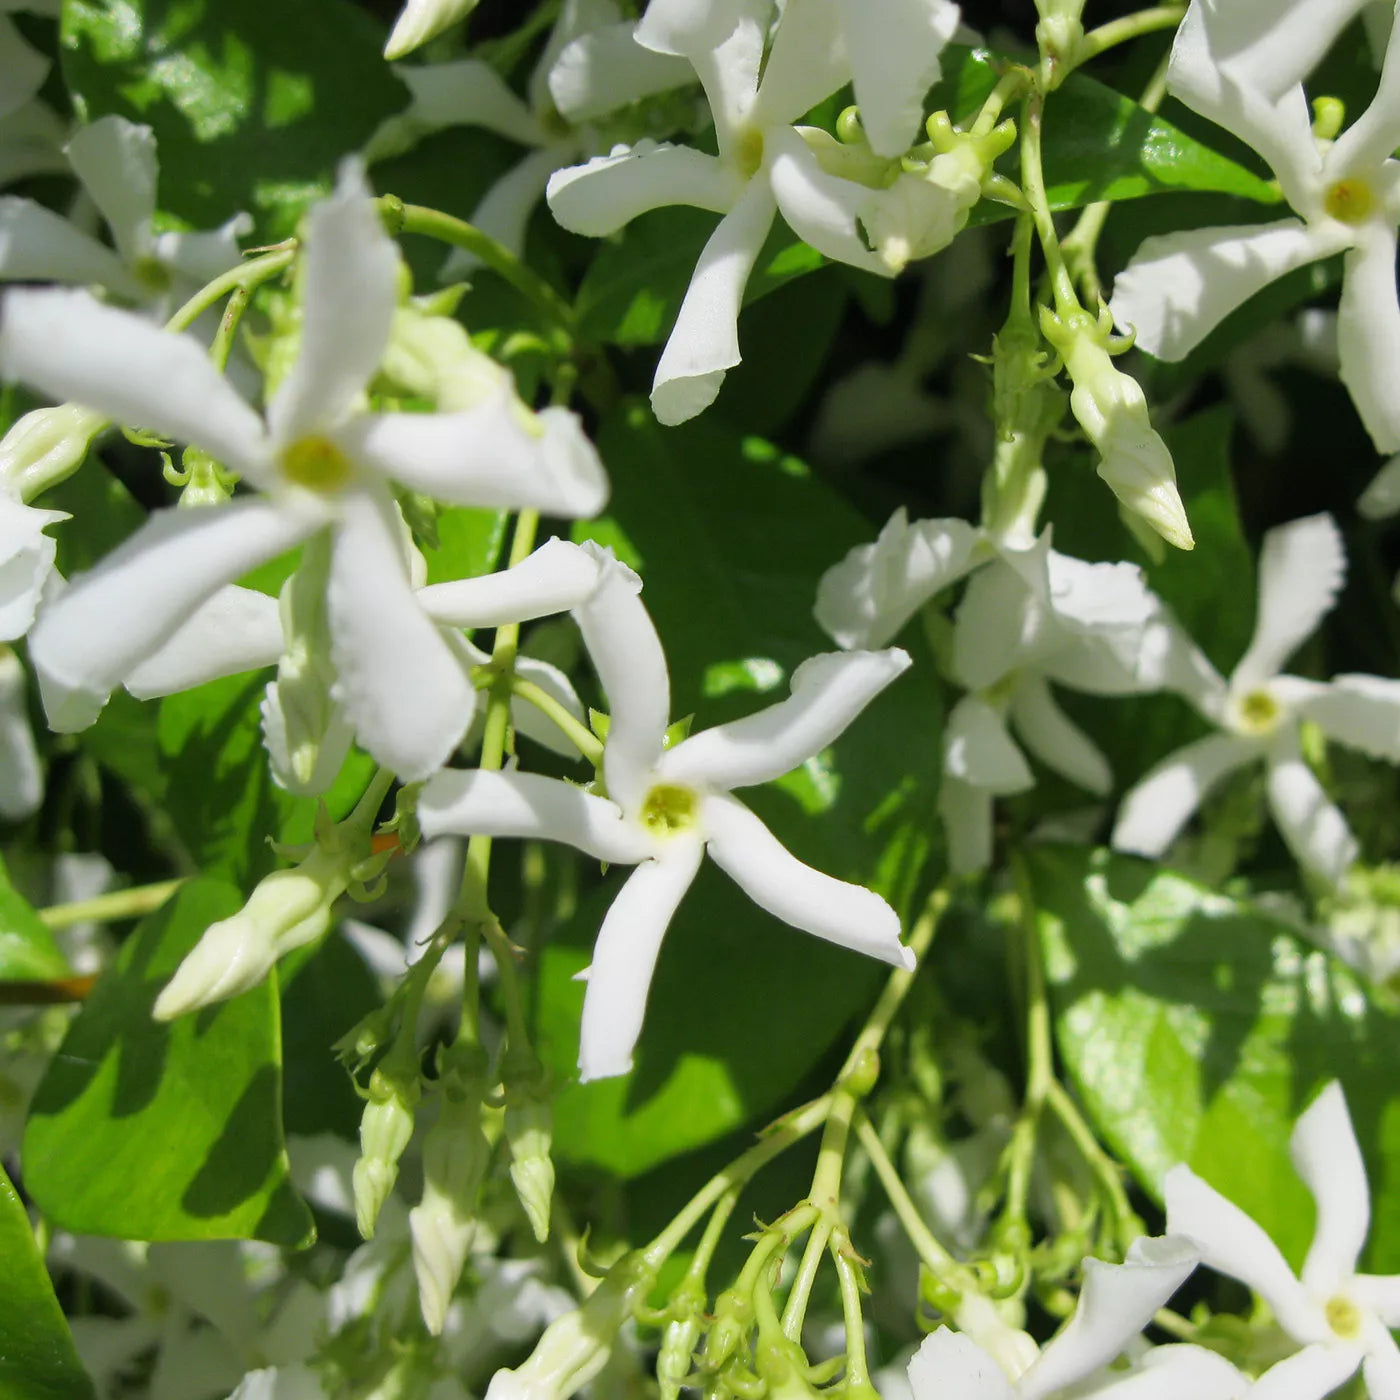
384;0;480;59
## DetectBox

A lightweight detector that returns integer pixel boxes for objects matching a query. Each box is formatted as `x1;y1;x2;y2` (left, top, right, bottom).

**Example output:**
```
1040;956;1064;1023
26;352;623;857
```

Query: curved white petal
1363;1323;1400;1400
397;59;544;144
814;509;982;650
752;0;847;129
29;500;315;731
325;488;476;782
339;395;608;518
837;0;959;157
659;647;910;791
417;767;653;864
907;1329;1015;1400
548;22;693;124
651;179;778;425
546;141;735;237
1084;1344;1248;1400
633;0;768;57
1199;0;1370;99
1266;743;1358;885
0;648;39;820
1293;1082;1369;1294
1331;8;1400;171
573;544;669;812
1337;228;1400;454
126;585;283;698
419;537;601;629
151;216;250;289
267;162;399;445
0;197;140;296
454;145;567;266
1009;674;1112;795
701;792;913;968
1248;1344;1362;1400
577;840;705;1080
512;655;587;757
1355;1274;1400;1328
768;127;892;277
1111;733;1258;857
0;494;63;642
1021;1236;1199;1400
952;547;1051;692
943;695;1034;794
1233;513;1346;691
65;116;157;264
1109;220;1331;362
1165;1165;1326;1343
1296;674;1400;761
0;288;266;473
939;774;994;875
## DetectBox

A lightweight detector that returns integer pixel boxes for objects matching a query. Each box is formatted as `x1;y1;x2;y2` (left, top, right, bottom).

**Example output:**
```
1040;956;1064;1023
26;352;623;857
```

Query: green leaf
1030;844;1400;1271
547;406;942;1177
23;878;314;1247
0;854;68;982
422;505;509;587
60;0;405;239
0;1162;94;1400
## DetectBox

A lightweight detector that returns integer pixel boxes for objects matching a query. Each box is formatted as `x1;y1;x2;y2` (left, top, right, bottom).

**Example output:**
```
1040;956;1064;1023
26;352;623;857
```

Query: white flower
419;546;915;1081
1167;1082;1400;1400
1109;0;1400;455
1112;513;1400;885
384;0;479;60
1;161;609;781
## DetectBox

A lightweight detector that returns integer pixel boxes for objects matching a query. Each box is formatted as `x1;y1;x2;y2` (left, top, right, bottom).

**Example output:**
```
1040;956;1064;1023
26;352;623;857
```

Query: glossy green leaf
60;0;404;239
1030;844;1400;1271
0;1162;95;1400
547;407;942;1177
23;878;314;1247
0;854;68;982
421;505;510;587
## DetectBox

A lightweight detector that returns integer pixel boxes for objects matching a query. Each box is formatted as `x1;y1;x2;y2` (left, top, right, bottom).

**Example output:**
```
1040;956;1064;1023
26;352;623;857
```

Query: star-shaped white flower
1167;1082;1400;1400
1109;0;1400;456
1;161;609;782
418;545;915;1081
1112;513;1400;884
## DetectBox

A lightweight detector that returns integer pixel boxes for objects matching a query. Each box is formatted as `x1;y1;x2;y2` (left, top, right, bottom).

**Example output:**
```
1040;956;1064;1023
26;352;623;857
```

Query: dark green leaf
23;878;314;1246
422;506;509;587
0;853;68;982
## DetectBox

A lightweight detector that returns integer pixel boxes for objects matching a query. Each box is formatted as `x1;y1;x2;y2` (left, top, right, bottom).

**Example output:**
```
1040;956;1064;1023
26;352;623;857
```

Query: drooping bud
384;0;481;61
656;1278;706;1400
504;1092;555;1244
352;1057;421;1240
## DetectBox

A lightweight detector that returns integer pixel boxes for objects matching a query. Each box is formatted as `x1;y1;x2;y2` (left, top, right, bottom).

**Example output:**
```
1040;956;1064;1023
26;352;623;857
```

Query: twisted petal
1248;1345;1362;1400
397;59;544;144
952;542;1053;692
1266;739;1358;884
1111;733;1257;857
0;288;266;473
419;537;601;629
943;695;1033;794
577;839;705;1080
1294;674;1400;761
752;0;847;130
659;648;910;791
1337;228;1400;454
1166;1165;1326;1342
0;494;63;642
1293;1082;1370;1294
29;500;316;731
702;792;913;968
0;648;39;820
417;768;653;864
1109;220;1330;362
266;162;399;445
0;196;141;296
1233;513;1346;691
1009;674;1112;796
633;0;769;55
547;141;735;236
907;1329;1015;1400
651;178;776;425
65;116;157;264
1020;1236;1199;1400
548;22;693;123
126;586;283;698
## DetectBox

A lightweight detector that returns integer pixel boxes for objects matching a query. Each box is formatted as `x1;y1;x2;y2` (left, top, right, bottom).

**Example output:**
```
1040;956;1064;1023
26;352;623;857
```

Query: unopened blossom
420;546;915;1081
1;162;608;782
384;0;478;60
1109;0;1400;456
1113;513;1400;884
1167;1082;1400;1400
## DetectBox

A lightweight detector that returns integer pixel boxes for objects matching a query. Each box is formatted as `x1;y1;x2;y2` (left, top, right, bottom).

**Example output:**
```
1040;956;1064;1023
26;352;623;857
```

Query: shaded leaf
0;853;68;982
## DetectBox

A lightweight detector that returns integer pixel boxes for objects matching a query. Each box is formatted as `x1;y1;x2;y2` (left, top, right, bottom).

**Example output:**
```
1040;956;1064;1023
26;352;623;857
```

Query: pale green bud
505;1096;555;1243
0;405;105;501
173;446;237;507
656;1280;706;1400
384;0;480;59
353;1063;421;1239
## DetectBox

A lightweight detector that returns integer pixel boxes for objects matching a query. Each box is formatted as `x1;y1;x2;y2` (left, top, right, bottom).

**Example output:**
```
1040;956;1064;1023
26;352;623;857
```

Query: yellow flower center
1236;688;1281;735
1326;1293;1364;1340
1324;177;1375;225
133;256;172;293
281;435;353;493
640;783;699;836
735;125;765;180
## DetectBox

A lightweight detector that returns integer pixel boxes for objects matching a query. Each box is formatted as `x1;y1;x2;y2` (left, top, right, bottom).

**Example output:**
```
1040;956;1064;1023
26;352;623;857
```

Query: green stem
39;878;184;930
1072;6;1183;69
209;283;250;373
164;244;296;335
970;70;1030;138
780;1214;834;1340
507;674;604;766
831;1237;873;1388
1019;90;1080;317
1046;1078;1144;1249
347;767;396;836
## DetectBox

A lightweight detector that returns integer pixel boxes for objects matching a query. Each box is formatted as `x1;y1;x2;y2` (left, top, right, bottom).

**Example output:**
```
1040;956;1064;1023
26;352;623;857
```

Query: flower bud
505;1094;555;1243
384;0;480;60
380;304;507;413
0;404;104;501
353;1061;421;1239
656;1279;706;1400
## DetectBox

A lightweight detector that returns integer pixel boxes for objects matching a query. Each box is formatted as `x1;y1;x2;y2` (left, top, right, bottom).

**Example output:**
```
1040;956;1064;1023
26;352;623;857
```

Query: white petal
953;545;1052;692
1111;733;1258;857
768;126;892;277
651;178;776;425
702;792;913;968
0;100;68;188
261;678;355;798
326;489;476;782
512;654;587;757
1331;8;1400;171
419;537;600;628
1009;674;1112;795
938;774;994;875
577;840;705;1080
1266;742;1358;884
1337;229;1400;454
339;396;608;517
417;768;653;864
1233;513;1346;691
126;585;283;698
548;22;693;124
633;0;769;58
0;197;140;295
659;647;910;791
29;500;315;731
943;695;1034;794
267;161;398;445
1297;673;1400;761
814;508;982;650
573;544;669;812
151;215;250;288
1359;453;1400;520
907;1329;1015;1400
1083;1344;1248;1400
1248;1345;1362;1400
0;647;39;820
1200;0;1371;98
838;0;959;157
384;0;478;60
1020;1236;1199;1400
1109;220;1332;362
1164;1165;1326;1343
456;146;566;265
1354;1274;1400;1328
546;141;735;237
0;288;266;473
0;494;62;642
1293;1082;1370;1294
397;59;544;144
752;0;847;129
1363;1324;1400;1400
65;116;157;264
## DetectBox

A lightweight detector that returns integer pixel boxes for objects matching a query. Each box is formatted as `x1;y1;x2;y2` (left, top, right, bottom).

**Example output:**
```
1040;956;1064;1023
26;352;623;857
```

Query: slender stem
1153;1307;1197;1341
1046;1078;1143;1248
970;70;1030;138
39;878;184;929
1073;6;1183;69
507;675;604;766
852;1112;960;1276
781;1216;834;1340
347;768;396;835
1019;90;1079;316
481;916;533;1055
163;245;296;335
831;1240;873;1387
209;283;250;372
